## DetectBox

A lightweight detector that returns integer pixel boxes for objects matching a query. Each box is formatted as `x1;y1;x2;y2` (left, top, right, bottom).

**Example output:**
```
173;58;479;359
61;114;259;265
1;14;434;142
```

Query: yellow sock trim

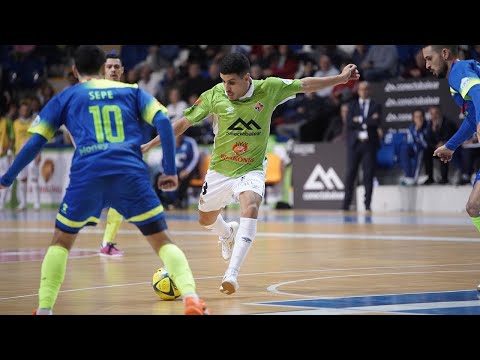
38;245;69;309
159;244;196;295
471;216;480;233
103;208;123;243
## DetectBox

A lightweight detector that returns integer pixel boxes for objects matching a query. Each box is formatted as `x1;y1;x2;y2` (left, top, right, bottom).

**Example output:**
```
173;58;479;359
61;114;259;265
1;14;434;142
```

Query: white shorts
198;167;266;212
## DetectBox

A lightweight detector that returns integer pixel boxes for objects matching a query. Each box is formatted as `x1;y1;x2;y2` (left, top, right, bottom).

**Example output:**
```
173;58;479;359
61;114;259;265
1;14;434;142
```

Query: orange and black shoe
184;296;210;315
33;308;53;315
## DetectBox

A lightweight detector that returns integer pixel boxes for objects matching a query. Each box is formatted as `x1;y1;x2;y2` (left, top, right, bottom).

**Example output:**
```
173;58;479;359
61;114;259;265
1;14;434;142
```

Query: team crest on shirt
460;77;470;91
31;115;41;127
233;142;248;155
254;102;264;112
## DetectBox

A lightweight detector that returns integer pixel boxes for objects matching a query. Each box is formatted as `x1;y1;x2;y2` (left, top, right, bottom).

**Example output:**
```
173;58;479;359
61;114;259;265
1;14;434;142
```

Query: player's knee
198;211;218;227
137;217;168;235
243;202;260;218
466;201;480;217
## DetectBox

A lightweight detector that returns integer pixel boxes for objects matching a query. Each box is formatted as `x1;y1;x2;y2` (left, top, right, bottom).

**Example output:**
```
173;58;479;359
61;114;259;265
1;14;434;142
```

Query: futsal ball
152;267;181;300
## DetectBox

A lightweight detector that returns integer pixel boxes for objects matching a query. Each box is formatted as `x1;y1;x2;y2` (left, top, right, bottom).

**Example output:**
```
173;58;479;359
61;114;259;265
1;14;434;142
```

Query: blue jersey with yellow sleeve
28;79;168;180
443;60;480;150
449;60;480;122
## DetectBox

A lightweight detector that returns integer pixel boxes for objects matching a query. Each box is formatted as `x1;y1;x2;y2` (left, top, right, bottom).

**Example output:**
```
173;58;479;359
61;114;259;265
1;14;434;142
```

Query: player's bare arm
141;117;192;153
300;64;360;93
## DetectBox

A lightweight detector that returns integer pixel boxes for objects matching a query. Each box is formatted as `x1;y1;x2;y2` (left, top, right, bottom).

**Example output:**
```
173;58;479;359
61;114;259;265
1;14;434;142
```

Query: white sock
31;180;40;209
17;181;27;208
204;214;231;238
0;185;7;208
227;217;257;273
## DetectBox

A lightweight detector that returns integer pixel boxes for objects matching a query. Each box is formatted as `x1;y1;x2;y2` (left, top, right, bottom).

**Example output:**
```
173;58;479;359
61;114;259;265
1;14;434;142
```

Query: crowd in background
1;44;479;193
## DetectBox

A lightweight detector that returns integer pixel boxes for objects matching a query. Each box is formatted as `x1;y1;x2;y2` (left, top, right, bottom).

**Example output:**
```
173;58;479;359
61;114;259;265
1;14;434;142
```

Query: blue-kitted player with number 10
0;45;209;315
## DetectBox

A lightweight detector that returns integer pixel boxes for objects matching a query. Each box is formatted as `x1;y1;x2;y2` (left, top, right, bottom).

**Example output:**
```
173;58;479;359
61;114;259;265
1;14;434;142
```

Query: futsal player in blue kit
422;45;480;291
0;45;209;315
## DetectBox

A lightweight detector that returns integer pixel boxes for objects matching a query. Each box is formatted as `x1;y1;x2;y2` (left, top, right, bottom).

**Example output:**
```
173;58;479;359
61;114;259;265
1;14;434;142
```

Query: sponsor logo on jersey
233;142;248;155
220;154;255;163
227;118;261;136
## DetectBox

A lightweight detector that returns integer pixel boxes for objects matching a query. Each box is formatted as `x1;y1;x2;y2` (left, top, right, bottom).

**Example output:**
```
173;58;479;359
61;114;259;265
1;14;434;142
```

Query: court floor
1;208;479;315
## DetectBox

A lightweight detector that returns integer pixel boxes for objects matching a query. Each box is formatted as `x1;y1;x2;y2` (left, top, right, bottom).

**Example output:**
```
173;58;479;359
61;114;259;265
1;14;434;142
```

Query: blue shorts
55;173;165;233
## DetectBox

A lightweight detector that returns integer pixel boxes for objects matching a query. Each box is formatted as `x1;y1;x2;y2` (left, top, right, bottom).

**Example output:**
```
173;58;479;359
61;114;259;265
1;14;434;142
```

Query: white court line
2;265;480;302
267;269;480;297
0;227;479;242
258;300;480;315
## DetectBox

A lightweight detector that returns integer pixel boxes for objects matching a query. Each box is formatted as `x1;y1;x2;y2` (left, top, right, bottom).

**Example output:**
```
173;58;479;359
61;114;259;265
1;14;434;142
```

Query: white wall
356;185;471;212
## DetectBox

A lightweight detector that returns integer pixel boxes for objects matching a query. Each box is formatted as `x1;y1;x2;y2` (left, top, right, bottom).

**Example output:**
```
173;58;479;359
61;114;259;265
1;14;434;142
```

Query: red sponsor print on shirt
233;141;248;155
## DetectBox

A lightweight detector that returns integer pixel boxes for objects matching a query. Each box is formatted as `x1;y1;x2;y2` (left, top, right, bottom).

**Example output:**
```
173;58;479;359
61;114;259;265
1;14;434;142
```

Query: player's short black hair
106;50;121;61
423;45;459;57
74;45;106;75
219;52;250;76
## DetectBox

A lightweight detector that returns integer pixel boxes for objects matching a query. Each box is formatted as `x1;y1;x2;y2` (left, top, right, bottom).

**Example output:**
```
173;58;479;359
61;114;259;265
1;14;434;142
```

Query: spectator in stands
250;63;265;80
166;87;189;123
125;68;139;84
120;45;149;72
361;45;399;82
323;103;349;143
64;71;79;89
342;81;382;212
401;48;431;79
181;62;210;101
37;81;55;106
29;96;42;119
184;94;214;145
294;58;317;79
153;133;200;209
13;100;40;211
203;62;222;89
0;107;14;210
351;45;369;78
263;45;299;79
137;63;160;98
158;64;181;104
424;105;460;184
398;109;431;185
314;55;340;98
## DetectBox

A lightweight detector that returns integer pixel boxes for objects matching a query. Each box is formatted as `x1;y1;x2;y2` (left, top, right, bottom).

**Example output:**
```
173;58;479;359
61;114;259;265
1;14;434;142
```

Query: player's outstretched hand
341;64;360;83
433;145;454;163
157;174;178;192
